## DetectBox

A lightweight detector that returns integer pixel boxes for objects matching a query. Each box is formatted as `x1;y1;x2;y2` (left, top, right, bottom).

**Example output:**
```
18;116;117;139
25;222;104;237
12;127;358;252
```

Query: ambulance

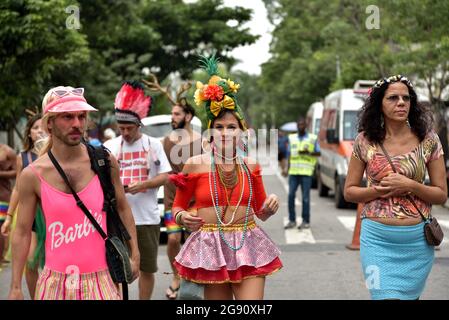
316;81;374;208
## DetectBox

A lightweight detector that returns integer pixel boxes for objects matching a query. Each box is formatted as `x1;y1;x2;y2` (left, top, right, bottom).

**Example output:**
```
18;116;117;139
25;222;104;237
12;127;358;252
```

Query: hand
180;210;204;232
262;194;280;216
1;216;11;236
125;181;146;194
281;170;288;177
130;255;140;283
375;173;413;198
8;288;24;300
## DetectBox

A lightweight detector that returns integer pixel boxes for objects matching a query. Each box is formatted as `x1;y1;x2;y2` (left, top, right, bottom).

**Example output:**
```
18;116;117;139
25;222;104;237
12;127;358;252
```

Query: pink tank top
30;164;108;274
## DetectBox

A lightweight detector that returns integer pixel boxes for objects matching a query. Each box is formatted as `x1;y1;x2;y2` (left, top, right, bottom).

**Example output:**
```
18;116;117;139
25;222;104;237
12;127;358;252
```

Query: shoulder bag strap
379;143;428;221
47;150;108;240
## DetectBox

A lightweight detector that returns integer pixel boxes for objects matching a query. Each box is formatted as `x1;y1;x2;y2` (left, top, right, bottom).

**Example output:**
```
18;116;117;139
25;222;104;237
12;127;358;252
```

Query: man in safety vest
282;116;320;229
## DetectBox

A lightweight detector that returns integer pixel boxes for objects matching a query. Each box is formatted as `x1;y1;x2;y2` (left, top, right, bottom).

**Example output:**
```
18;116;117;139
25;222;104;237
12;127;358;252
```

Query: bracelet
6;213;13;217
175;211;184;226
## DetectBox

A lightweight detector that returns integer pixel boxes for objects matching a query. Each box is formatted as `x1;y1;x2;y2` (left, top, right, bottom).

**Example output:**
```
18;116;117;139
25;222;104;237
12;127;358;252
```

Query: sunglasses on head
50;87;84;98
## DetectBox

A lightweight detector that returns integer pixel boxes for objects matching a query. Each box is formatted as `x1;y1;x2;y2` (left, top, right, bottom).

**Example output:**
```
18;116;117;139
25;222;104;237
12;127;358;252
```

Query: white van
306;101;323;187
141;114;202;235
306;101;323;136
317;81;374;208
141;114;202;139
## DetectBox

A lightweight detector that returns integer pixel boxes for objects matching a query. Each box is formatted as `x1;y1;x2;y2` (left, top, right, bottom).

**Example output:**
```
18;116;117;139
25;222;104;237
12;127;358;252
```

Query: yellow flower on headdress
194;81;206;107
226;79;240;93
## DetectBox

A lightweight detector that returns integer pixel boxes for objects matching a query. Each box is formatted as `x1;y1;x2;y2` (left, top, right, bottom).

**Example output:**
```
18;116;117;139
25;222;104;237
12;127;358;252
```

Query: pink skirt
174;221;282;284
35;267;121;300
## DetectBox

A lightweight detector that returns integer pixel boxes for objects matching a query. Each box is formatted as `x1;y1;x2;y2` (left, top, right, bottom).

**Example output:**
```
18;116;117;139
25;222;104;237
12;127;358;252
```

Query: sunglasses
50;87;84;99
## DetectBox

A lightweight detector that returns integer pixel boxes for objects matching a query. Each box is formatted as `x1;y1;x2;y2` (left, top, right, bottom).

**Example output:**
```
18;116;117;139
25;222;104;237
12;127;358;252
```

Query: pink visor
44;96;98;114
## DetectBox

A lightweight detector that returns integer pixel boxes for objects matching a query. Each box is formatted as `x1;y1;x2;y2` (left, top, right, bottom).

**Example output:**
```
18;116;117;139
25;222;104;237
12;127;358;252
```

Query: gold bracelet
175;211;184;225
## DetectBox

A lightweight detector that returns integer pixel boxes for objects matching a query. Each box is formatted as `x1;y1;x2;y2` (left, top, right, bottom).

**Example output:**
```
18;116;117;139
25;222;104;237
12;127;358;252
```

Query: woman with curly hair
344;75;447;300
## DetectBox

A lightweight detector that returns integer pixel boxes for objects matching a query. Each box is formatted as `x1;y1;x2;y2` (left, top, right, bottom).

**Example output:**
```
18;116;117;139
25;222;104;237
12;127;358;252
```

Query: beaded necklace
216;162;239;188
217;164;240;221
209;156;245;226
215;150;237;161
209;152;253;251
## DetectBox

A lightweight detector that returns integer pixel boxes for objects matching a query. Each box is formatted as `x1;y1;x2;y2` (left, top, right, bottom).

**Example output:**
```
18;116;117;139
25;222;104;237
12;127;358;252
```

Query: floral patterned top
352;130;443;219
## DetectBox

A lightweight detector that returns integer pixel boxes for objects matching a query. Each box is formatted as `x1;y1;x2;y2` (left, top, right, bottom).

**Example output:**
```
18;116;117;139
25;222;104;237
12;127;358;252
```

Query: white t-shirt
104;133;171;225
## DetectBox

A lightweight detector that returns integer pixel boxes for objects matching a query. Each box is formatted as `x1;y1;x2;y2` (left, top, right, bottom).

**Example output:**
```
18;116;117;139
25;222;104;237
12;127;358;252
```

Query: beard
52;127;83;146
171;117;186;130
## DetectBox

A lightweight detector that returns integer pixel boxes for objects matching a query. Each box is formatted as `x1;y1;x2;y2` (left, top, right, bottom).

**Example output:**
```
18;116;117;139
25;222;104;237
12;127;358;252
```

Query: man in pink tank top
8;86;140;300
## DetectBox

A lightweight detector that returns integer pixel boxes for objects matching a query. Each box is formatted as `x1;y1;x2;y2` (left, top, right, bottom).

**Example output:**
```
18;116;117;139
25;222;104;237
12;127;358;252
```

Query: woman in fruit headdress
170;53;282;300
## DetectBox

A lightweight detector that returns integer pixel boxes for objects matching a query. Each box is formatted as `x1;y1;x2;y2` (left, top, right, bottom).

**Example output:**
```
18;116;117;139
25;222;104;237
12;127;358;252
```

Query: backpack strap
85;142;131;241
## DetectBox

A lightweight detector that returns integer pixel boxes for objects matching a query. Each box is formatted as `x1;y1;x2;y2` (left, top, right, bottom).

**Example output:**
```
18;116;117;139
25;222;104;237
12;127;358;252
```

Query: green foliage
0;0;89;129
0;0;257;141
259;0;449;128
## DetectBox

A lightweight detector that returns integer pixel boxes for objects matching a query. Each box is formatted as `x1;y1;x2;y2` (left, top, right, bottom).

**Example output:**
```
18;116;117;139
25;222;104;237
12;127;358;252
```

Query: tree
0;0;258;146
0;0;89;144
259;0;449;130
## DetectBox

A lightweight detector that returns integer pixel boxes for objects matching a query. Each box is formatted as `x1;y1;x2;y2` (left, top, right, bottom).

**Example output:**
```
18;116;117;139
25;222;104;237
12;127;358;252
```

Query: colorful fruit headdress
194;53;247;130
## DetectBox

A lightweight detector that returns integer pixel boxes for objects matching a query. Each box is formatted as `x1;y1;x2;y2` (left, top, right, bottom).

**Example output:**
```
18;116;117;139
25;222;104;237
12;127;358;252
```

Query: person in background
277;131;288;174
1;113;46;298
0;142;16;264
282;116;320;229
162;98;203;299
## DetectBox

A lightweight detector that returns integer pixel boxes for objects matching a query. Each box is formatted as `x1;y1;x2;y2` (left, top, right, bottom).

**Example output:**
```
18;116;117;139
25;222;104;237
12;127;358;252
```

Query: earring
406;119;411;128
380;114;384;128
201;139;211;153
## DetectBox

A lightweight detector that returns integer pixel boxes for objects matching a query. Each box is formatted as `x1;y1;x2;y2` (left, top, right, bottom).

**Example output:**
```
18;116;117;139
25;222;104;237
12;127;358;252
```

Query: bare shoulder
183;154;209;173
19;164;39;187
3;144;16;158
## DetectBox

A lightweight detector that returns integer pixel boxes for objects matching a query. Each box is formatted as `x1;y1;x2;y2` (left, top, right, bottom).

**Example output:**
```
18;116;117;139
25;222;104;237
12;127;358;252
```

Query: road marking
438;219;449;230
283;217;316;244
438;220;449;246
337;216;356;232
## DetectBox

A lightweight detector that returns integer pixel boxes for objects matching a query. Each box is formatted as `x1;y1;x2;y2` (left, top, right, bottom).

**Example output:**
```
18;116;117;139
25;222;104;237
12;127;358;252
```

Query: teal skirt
360;219;434;300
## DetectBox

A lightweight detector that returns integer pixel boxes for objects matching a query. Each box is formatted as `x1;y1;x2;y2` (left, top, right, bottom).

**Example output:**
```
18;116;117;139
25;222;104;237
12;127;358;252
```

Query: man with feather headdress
104;81;172;300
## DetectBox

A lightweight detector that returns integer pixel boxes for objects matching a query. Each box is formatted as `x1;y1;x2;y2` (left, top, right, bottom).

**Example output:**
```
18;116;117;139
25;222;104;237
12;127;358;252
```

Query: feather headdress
194;53;247;130
114;81;152;125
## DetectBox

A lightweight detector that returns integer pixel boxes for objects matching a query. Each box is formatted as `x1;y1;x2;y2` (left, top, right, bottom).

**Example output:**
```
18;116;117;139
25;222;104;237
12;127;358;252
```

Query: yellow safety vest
288;133;318;176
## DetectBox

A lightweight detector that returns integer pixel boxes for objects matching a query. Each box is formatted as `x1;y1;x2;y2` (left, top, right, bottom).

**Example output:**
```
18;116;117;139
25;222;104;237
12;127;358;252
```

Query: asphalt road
1;161;449;300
